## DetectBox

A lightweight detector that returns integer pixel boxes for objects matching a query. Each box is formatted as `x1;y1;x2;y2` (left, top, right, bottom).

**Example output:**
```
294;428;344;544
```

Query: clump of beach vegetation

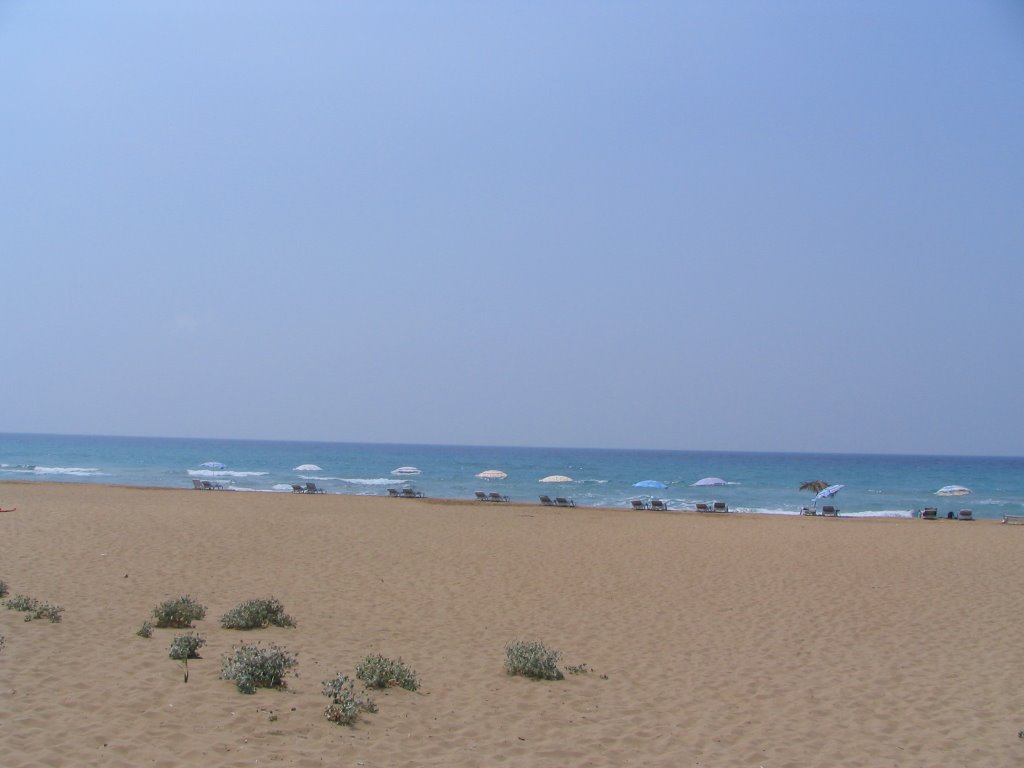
136;621;154;638
220;597;296;630
565;663;591;675
5;595;64;623
152;595;206;628
169;633;206;660
221;643;298;694
504;639;564;680
322;674;377;725
0;579;8;597
355;654;420;691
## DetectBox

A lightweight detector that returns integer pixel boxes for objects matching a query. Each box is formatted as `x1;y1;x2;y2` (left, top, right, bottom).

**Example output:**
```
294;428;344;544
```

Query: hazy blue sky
2;1;1022;455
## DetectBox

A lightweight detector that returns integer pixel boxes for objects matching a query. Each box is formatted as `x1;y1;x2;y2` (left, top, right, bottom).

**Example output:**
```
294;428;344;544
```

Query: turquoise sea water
2;433;1022;520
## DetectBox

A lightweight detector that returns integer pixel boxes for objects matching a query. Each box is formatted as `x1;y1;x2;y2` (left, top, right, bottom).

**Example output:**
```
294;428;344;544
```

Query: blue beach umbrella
813;484;845;501
633;480;668;489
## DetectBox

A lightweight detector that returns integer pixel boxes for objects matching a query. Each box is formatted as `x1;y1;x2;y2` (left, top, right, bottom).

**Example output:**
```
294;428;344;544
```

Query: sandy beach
1;481;1022;767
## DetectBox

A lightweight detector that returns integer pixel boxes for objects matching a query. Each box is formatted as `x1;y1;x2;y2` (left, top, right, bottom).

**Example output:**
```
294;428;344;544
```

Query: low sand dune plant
504;639;564;680
152;595;206;628
221;643;298;694
220;597;296;630
136;621;154;638
355;654;420;691
322;674;377;725
169;633;206;660
0;579;8;597
5;595;64;623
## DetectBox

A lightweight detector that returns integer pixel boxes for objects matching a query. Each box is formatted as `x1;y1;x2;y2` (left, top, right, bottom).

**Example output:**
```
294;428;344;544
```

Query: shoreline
1;481;1022;766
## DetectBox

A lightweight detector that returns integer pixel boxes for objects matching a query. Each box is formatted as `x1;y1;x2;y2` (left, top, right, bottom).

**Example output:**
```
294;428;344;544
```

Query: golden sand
1;481;1023;767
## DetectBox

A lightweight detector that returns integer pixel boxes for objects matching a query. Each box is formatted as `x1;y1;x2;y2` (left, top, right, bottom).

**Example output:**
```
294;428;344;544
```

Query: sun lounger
304;482;325;494
821;505;838;516
201;480;224;490
401;488;425;498
920;507;938;520
387;488;400;497
800;506;817;515
631;499;648;510
650;499;668;511
539;495;555;506
488;492;510;503
475;491;489;501
192;479;205;490
1002;514;1024;524
958;509;973;521
712;501;729;513
291;484;306;493
554;497;575;507
695;502;711;513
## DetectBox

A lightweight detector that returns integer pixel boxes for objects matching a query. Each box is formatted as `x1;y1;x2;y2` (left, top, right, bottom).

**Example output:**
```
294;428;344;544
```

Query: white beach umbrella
813;484;845;501
539;475;573;483
294;464;322;471
391;466;422;475
935;485;971;496
200;461;226;470
692;477;726;486
476;469;508;479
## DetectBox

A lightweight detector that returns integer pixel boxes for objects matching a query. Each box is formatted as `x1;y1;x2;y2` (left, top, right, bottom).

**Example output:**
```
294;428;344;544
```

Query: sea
2;432;1022;520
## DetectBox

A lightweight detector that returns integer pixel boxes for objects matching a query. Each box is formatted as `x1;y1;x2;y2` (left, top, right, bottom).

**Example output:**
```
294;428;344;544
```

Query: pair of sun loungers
475;491;511;503
799;505;837;516
696;502;730;513
920;507;973;520
291;483;325;494
631;499;668;511
192;479;225;490
539;495;575;507
387;488;425;498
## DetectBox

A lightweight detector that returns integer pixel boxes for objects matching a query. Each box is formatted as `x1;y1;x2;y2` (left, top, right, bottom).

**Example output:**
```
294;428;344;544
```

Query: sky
1;1;1022;456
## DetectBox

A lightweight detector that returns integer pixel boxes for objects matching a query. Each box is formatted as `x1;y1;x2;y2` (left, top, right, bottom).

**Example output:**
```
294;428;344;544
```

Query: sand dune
1;481;1023;767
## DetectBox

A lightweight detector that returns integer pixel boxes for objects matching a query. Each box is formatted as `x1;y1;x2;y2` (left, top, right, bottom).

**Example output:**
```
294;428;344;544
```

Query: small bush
565;663;591;675
4;595;64;623
220;597;295;630
136;621;154;638
322;674;377;725
169;633;206;660
221;643;298;694
504;639;564;680
355;654;420;691
152;595;206;628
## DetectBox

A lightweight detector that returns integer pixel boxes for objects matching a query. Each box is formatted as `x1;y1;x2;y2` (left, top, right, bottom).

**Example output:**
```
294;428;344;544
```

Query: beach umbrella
477;469;508;479
539;475;573;483
813;484;845;501
633;480;667;489
294;464;322;471
692;477;726;487
391;466;422;475
800;480;830;493
200;461;226;470
935;485;971;496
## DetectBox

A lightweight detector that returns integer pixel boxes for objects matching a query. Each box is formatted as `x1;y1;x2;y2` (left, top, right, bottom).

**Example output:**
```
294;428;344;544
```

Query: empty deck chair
631;499;648;510
920;507;938;520
488;492;510;503
821;505;838;516
712;501;729;513
304;482;325;494
650;499;668;511
401;488;424;498
695;502;711;513
800;506;817;515
475;491;489;501
958;509;974;521
387;488;400;497
292;484;305;493
192;479;205;490
539;495;555;506
554;497;575;507
201;480;224;490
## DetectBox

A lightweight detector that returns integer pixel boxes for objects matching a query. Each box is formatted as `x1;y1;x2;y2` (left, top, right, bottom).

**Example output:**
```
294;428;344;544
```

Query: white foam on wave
188;469;269;478
30;466;106;477
272;484;296;491
841;509;916;519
